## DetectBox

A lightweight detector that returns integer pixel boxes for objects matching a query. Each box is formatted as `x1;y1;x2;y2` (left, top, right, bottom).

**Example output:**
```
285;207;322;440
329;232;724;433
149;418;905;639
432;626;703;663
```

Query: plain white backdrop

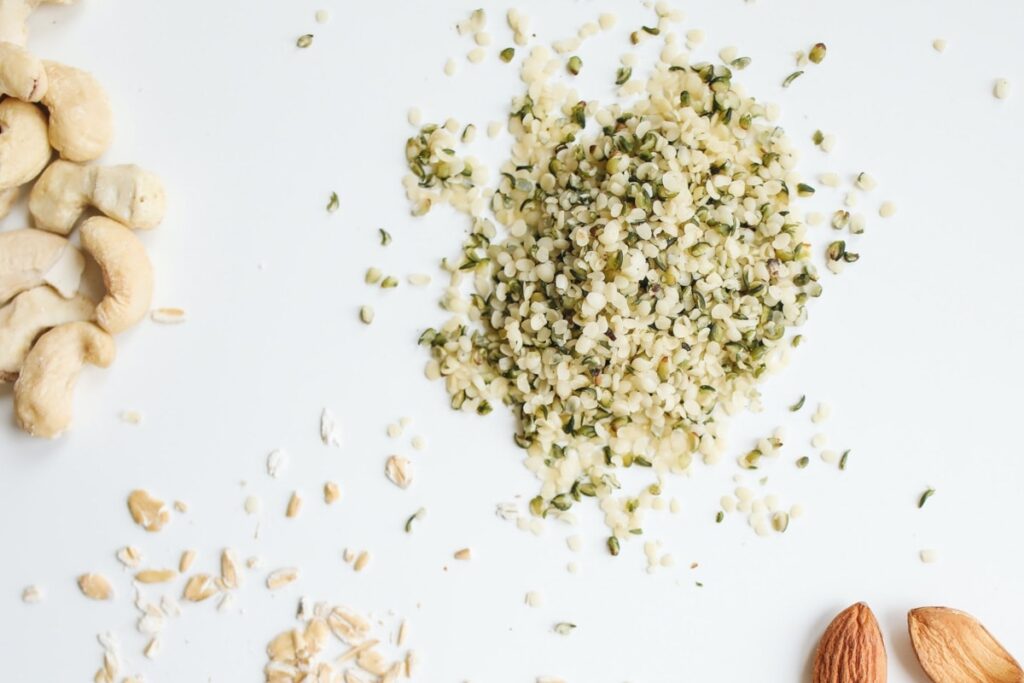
1;0;1023;681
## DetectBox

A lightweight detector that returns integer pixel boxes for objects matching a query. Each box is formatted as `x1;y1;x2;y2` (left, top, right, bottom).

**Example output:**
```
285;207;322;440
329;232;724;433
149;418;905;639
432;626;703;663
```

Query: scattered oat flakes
183;574;218;602
385;455;413;489
453;548;472;560
150;307;186;324
117;546;143;568
267;567;300;590
127;489;171;532
144;636;161;659
178;549;196;573
397;620;409;646
320;408;342;447
221;549;241;589
286;491;303;518
21;585;43;603
244;495;262;515
94;632;121;683
135;569;176;584
247;556;264;570
266;449;289;478
353;551;370;572
324;481;341;504
78;573;114;600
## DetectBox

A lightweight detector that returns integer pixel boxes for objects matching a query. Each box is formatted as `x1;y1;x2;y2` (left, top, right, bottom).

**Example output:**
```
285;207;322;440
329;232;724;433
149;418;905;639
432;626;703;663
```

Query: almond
813;602;887;683
908;607;1023;683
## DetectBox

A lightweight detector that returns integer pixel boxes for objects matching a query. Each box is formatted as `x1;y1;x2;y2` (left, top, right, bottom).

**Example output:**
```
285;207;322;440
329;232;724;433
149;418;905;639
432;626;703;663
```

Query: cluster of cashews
0;0;166;438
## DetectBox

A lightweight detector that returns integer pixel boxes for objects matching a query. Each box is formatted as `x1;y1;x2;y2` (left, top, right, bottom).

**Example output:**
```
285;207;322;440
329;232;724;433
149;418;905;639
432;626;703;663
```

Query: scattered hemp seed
855;172;877;191
771;511;790;533
796;183;816;197
812;130;825;145
614;66;632;85
607;536;620;556
838;450;850;470
379;229;392;246
567;55;582;75
359;306;374;324
731;56;752;70
792;335;804;348
789;395;806;412
918;488;936;508
380;276;399;289
826;240;846;262
365;267;382;285
782;70;804;88
404;507;426;532
326;192;339;212
553;622;576;636
808;42;827;64
878;201;897;218
919;549;939;564
994;78;1010;100
453;548;472;561
499;47;515;62
932;38;947;53
715;511;724;523
796;456;810;469
314;9;329;23
296;34;313;48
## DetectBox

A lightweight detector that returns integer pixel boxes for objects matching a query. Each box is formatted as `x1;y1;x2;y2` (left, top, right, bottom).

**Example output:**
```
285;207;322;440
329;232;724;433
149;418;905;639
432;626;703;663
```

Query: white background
1;0;1023;681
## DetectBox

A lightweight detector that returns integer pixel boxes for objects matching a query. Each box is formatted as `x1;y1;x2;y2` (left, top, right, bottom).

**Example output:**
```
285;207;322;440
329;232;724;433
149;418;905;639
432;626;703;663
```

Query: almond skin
813;602;887;683
908;607;1024;683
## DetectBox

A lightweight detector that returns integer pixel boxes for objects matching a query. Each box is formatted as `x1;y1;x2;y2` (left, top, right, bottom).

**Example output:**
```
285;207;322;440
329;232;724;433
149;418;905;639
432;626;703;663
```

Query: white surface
1;1;1023;681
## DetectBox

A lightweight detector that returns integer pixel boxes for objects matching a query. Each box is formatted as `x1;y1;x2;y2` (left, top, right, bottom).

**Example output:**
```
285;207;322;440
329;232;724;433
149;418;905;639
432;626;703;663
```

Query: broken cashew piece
0;43;45;101
29;160;166;234
0;0;76;46
0;97;50;190
80;216;154;334
40;60;113;162
14;320;114;438
0;285;93;381
0;228;84;304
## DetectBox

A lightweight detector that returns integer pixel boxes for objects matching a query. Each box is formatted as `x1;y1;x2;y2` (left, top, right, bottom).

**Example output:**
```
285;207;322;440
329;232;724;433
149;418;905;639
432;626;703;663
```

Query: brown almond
908;607;1023;683
813;602;887;683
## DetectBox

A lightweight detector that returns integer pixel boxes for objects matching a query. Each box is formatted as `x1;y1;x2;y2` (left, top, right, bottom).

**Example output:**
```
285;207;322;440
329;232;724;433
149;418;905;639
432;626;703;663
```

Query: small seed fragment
567;56;582;75
117;546;143;568
808;42;827;64
918;488;935;508
296;34;313;48
326;192;340;212
221;549;240;589
994;78;1010;100
453;548;472;561
782;71;804;88
554;622;576;635
21;585;43;603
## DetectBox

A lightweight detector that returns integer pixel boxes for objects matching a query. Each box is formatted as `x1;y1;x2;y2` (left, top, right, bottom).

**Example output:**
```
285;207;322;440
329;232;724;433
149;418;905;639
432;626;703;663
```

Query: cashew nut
13;320;115;438
0;97;50;190
80;216;153;334
0;285;93;381
40;60;113;162
29;160;166;234
0;43;45;101
0;0;75;46
0;228;84;304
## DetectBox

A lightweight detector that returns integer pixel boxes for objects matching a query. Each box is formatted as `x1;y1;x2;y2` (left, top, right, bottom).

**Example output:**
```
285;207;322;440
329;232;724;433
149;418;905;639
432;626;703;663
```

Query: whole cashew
0;228;84;304
29;159;166;234
0;97;50;190
40;60;113;162
0;285;93;381
13;320;114;438
0;43;45;101
80;216;153;334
